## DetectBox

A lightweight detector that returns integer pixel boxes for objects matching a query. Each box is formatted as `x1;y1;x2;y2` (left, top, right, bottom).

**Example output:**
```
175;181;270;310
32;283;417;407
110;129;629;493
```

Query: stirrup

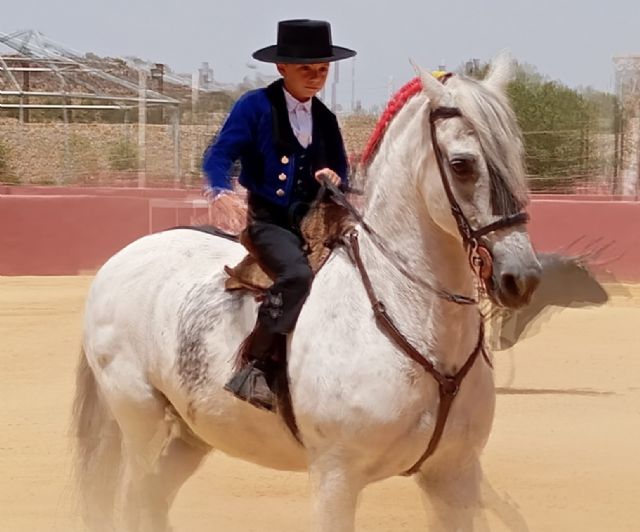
224;360;276;412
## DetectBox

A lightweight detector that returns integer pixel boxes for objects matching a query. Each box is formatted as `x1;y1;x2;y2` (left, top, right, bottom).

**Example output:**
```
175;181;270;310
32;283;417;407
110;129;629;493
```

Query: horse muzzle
489;262;541;309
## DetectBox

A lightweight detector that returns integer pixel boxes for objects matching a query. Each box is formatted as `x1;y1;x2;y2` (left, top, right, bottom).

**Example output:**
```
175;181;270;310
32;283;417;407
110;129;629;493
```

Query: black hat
252;19;356;64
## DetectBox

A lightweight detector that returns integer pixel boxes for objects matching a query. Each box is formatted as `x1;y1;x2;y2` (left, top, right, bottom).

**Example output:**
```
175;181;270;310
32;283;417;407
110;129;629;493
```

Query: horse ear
410;58;445;106
484;51;515;94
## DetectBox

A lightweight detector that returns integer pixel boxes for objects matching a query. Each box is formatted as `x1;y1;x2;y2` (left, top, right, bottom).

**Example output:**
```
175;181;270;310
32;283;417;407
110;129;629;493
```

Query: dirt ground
1;276;639;531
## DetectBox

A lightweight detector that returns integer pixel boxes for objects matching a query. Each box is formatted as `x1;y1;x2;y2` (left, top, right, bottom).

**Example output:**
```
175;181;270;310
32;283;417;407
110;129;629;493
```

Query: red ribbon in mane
360;77;423;168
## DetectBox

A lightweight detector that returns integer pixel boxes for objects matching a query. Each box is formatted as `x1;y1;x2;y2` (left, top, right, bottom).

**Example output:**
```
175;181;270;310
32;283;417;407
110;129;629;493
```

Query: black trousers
247;196;313;335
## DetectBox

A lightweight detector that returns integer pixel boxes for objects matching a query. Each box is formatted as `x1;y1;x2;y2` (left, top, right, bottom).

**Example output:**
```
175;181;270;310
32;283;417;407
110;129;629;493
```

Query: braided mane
359;71;526;214
360;77;422;168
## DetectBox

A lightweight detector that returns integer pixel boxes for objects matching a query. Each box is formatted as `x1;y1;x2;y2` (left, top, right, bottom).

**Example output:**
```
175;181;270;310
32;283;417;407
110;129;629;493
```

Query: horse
72;55;542;532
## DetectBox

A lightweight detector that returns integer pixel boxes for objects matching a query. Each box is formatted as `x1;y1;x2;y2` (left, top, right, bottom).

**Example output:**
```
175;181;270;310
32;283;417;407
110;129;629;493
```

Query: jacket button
276;188;285;197
281;155;289;164
278;172;287;181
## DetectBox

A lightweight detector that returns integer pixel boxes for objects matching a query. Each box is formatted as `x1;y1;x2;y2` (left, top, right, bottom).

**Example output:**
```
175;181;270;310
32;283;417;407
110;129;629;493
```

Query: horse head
412;54;541;309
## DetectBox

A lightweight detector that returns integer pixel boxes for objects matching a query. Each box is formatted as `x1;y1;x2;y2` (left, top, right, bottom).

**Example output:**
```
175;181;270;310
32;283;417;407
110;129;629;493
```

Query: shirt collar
283;85;312;113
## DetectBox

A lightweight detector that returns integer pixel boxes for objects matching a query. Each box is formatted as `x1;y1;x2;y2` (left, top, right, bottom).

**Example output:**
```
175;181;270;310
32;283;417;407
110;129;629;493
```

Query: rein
323;180;478;305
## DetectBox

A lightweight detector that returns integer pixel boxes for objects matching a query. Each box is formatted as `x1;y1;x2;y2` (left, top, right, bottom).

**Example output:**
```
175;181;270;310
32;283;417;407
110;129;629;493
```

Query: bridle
429;104;529;287
326;75;530;475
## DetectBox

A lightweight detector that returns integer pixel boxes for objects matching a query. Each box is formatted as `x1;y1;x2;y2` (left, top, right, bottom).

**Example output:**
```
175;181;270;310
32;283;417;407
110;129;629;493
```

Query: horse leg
110;391;210;532
309;458;364;532
415;457;488;532
72;351;123;532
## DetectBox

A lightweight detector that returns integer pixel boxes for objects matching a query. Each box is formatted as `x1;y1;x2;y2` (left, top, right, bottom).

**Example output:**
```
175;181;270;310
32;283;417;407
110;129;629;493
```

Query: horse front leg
415;456;489;532
309;457;364;532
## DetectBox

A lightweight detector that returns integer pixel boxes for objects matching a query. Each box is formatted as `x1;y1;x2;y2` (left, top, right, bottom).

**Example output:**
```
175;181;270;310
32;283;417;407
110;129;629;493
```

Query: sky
2;0;639;110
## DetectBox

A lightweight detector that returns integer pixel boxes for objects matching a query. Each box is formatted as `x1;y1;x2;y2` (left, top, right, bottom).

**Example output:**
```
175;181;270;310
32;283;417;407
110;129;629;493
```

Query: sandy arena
1;276;638;531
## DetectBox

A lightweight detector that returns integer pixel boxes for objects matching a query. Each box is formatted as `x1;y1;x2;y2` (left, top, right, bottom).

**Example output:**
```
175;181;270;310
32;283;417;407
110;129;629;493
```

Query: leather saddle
224;199;355;293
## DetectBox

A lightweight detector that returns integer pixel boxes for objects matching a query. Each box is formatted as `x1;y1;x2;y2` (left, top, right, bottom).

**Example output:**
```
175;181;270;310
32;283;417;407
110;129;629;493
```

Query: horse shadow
489;251;632;351
478;251;630;530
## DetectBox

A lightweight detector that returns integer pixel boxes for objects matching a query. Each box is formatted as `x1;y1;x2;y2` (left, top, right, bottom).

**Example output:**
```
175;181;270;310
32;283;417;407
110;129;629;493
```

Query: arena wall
527;198;640;281
1;188;638;280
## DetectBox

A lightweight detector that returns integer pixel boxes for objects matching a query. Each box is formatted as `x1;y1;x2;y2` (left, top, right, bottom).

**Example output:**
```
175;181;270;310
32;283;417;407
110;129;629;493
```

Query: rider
202;19;356;412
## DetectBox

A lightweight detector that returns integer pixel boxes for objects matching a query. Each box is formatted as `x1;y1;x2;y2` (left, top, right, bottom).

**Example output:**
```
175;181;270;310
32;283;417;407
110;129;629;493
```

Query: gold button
281;155;289;164
278;172;287;181
276;188;285;197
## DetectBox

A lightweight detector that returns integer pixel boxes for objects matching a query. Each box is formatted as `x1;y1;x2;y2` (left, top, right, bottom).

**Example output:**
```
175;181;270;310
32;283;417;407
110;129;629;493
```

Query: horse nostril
500;271;540;303
501;273;520;299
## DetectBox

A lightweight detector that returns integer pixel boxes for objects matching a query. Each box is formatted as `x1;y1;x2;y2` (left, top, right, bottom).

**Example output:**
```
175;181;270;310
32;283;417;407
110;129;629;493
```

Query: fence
0;118;224;187
1;111;634;195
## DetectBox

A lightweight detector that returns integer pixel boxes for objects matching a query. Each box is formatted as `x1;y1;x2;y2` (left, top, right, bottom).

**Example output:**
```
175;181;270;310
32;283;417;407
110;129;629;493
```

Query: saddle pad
224;201;354;292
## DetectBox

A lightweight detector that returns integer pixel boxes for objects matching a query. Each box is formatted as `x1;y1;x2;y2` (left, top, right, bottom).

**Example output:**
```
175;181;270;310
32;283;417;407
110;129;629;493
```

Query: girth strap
347;230;489;476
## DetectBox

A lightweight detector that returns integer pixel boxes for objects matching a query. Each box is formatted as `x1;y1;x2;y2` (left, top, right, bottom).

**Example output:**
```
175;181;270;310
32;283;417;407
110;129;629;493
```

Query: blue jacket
202;79;349;207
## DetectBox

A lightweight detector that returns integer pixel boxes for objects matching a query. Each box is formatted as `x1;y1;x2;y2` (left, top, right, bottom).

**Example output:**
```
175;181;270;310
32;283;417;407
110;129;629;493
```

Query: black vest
249;142;318;229
249;122;320;230
248;79;343;229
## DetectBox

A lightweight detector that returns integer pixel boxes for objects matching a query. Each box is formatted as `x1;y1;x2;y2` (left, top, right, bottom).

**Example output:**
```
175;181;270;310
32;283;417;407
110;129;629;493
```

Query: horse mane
360;77;422;168
360;74;528;216
447;76;528;214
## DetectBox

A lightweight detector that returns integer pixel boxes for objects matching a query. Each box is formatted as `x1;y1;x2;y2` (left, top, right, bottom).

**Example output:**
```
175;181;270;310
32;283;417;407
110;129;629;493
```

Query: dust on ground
1;276;638;531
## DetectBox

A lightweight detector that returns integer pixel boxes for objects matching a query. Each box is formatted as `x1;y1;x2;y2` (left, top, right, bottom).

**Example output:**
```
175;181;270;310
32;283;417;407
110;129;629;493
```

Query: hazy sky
3;0;639;109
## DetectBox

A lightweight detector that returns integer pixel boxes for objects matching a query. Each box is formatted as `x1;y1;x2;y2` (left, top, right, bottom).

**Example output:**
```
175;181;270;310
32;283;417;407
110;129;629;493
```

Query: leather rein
326;81;529;476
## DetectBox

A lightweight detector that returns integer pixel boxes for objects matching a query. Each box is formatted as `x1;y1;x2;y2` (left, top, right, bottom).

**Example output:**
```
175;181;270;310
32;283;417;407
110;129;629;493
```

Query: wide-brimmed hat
252;19;356;64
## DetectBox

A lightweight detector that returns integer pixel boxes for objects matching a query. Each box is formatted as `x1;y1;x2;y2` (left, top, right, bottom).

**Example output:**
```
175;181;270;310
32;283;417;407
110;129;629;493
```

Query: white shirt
283;86;313;148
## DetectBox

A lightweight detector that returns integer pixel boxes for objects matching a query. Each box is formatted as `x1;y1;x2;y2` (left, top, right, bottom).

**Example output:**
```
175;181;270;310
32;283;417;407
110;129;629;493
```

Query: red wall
0;190;209;275
528;199;640;281
0;185;198;198
1;188;639;280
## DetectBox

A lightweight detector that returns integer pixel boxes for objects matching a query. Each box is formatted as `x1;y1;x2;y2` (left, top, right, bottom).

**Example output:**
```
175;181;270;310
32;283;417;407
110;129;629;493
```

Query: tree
458;60;615;191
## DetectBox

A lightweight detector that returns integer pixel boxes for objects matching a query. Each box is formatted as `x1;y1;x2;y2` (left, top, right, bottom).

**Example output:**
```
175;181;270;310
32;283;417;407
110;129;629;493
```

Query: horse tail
71;347;122;529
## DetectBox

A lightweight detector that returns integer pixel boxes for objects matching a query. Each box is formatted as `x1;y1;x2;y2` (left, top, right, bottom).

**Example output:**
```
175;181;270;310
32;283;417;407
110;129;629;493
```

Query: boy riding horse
202;19;356;412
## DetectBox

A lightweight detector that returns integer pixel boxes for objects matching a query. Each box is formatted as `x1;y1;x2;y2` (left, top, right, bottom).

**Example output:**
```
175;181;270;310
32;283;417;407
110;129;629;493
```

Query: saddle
224;199;355;293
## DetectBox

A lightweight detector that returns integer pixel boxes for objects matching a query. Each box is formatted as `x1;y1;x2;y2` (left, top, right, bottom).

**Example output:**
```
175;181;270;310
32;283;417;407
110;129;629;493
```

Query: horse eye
449;158;475;179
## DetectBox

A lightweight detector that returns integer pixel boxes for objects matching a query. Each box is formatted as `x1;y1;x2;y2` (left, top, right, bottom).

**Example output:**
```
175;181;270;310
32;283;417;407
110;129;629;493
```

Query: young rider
202;19;356;411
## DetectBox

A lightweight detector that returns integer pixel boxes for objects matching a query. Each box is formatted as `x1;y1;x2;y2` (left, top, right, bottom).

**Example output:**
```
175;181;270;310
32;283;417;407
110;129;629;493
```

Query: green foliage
0;140;19;183
108;139;138;171
508;77;592;183
0;140;9;175
66;133;100;182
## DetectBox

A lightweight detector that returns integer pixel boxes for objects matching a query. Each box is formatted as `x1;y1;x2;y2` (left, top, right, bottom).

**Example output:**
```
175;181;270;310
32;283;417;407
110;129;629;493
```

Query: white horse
72;56;541;532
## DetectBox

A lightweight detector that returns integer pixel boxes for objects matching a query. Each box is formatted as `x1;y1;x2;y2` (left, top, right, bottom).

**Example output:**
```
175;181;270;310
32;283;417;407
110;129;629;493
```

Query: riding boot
224;323;282;412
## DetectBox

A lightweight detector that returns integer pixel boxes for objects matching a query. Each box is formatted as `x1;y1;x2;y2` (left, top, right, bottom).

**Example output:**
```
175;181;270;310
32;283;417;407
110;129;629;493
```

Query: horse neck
359;97;481;370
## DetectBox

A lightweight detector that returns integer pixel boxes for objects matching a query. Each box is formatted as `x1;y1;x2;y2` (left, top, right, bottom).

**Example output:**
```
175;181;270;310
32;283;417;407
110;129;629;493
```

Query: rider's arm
202;94;255;192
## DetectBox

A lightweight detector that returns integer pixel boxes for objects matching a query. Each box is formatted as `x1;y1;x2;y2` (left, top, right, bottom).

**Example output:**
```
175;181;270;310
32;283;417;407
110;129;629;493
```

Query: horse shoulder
289;251;427;456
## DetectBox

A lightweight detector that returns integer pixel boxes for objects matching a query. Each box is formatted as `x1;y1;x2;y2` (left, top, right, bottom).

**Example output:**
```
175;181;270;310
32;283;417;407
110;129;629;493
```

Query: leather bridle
429;105;529;287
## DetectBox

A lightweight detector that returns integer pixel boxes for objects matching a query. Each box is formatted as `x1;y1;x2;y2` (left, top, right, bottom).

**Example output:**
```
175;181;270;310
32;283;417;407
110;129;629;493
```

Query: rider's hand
314;168;341;187
207;191;247;235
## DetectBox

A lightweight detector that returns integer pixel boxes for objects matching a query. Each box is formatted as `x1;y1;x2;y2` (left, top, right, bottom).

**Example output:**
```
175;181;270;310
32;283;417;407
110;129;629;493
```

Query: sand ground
1;276;638;531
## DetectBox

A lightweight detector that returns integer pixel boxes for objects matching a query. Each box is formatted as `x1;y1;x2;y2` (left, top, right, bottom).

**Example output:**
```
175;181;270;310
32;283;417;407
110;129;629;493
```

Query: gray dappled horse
72;56;541;532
